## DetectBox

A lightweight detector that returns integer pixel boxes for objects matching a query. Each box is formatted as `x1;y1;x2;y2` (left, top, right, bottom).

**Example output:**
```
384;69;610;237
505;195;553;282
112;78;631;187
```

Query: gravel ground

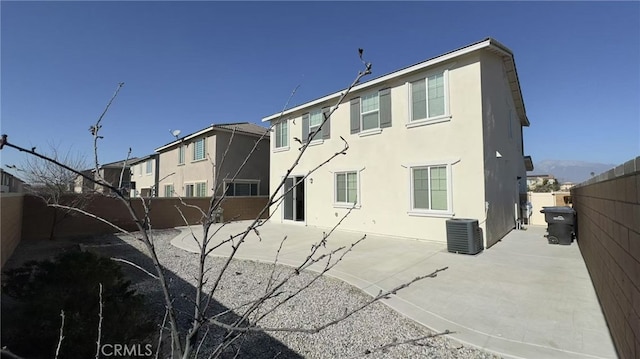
77;229;500;359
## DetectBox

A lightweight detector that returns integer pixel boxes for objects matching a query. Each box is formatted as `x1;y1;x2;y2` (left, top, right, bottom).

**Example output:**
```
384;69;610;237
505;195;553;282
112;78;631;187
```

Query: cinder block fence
1;193;24;268
571;157;640;359
19;195;270;241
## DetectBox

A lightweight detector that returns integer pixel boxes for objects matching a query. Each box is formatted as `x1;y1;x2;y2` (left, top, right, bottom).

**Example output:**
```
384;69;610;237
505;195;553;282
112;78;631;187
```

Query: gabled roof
155;122;269;153
129;154;158;165
100;158;139;169
262;37;529;127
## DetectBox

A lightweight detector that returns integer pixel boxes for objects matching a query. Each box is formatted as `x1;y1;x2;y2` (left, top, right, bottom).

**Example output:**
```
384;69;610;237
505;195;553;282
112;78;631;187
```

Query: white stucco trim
358;128;383;137
405;115;452;129
273;146;289;153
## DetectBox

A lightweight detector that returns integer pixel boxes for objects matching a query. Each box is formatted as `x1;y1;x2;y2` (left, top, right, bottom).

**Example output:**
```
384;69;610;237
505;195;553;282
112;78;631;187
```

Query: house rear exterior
130;154;159;197
155;123;269;198
263;38;533;248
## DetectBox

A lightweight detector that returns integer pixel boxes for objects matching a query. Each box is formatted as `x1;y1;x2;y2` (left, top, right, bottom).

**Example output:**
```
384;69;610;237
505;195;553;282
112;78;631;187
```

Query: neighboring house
526;174;557;190
73;170;93;194
155;122;269;198
0;169;25;193
559;182;574;191
74;159;137;195
129;154;159;197
263;37;534;249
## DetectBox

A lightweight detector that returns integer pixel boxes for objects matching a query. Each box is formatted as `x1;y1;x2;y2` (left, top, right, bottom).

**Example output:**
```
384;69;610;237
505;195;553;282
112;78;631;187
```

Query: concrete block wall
1;193;24;268
571;156;640;359
21;194;269;241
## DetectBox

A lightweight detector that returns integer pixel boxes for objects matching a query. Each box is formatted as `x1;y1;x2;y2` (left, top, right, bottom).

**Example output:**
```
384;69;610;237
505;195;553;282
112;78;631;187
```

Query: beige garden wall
527;192;571;226
1;193;24;268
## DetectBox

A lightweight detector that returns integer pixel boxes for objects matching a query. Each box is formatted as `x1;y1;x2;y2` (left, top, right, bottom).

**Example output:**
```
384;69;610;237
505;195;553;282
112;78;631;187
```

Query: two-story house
74;159;137;195
130;154;159;197
526;174;557;190
263;38;533;248
0;169;25;193
155;122;269;198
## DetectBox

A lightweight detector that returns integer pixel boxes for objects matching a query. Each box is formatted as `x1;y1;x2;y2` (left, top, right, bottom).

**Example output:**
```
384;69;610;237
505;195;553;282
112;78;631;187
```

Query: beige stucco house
0;169;25;193
155;122;269;198
74;159;137;195
130;154;159;197
263;38;534;248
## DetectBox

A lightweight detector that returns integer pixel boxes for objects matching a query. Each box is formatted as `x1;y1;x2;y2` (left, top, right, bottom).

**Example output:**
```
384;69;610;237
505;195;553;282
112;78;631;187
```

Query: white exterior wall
131;158;156;196
269;54;487;243
480;52;527;247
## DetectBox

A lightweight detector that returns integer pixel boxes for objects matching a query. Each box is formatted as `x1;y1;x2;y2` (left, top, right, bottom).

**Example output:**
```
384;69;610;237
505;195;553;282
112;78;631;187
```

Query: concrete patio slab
171;221;617;359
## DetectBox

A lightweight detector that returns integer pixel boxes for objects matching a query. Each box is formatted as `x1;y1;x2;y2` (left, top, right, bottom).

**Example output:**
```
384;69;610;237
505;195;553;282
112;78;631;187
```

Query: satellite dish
170;129;181;139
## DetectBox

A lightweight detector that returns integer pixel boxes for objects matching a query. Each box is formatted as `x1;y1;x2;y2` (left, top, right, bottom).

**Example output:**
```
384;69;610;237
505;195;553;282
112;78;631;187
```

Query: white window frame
145;160;153;174
407;162;453;217
224;179;260;197
164;184;174;197
274;120;289;152
178;145;185;165
406;68;452;129
185;181;207;197
360;92;380;134
192;138;206;162
308;109;324;143
333;170;361;208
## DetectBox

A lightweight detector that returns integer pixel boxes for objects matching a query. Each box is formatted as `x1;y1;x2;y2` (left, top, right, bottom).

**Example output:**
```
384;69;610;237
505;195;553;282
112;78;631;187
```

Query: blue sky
2;1;639;178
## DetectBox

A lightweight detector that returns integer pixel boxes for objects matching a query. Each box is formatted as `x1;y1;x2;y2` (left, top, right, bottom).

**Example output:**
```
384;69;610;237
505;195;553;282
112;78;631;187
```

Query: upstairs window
350;88;391;135
275;121;289;149
301;107;331;143
410;70;448;122
178;145;185;164
309;109;323;139
145;160;153;174
361;93;379;131
193;138;206;161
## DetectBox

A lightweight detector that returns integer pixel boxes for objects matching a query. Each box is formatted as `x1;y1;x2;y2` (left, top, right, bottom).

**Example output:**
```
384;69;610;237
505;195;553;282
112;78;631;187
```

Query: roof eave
155;126;215;152
154;124;268;153
261;38;498;122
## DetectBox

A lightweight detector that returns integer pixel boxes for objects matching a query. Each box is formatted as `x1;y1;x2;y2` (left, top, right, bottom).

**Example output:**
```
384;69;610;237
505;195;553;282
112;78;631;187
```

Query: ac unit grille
446;219;483;255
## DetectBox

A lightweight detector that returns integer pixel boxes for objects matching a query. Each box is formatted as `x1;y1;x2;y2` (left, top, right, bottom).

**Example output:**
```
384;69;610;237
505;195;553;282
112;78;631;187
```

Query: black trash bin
540;206;575;245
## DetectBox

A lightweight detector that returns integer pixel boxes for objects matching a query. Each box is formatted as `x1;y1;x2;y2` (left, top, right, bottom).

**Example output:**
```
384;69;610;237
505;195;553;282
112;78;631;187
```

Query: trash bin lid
540;206;574;214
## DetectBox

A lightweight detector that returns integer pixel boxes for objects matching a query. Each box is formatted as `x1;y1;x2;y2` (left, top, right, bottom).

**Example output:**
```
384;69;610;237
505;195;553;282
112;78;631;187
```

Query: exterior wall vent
446;218;484;255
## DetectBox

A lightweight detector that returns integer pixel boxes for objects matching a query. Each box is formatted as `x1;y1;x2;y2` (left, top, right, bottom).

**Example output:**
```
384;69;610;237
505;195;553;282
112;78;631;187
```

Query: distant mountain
528;160;616;184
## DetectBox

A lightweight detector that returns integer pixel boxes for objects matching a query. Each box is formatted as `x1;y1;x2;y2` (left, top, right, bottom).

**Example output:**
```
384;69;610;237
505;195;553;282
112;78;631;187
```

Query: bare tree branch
92;82;124;176
111;257;159;279
95;283;103;359
346;330;452;359
54;310;65;359
155;308;170;359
